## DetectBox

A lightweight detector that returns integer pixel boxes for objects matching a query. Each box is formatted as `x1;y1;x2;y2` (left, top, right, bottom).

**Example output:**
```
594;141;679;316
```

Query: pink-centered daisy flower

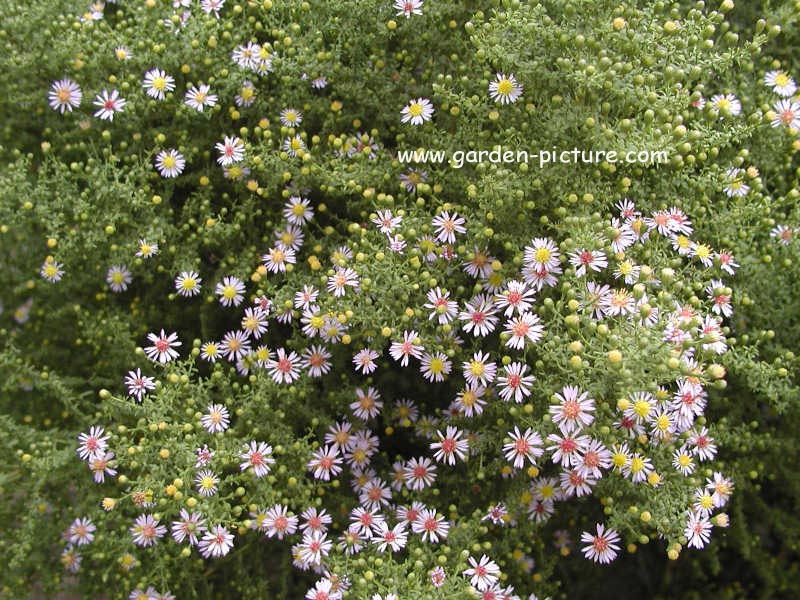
88;451;116;483
430;426;469;465
394;0;422;18
411;508;449;543
307;445;343;481
496;362;535;403
389;330;424;366
144;329;181;364
198;524;234;558
459;294;499;337
266;348;301;384
130;514;166;548
77;426;109;461
350;386;383;420
215;135;245;166
124;368;156;403
550;386;595;434
580;523;621;564
171;509;206;546
264;504;299;540
503;312;544;349
240;441;275;477
463;554;501;591
403;456;438;490
503;426;544;468
424;287;459;324
93;89;126;121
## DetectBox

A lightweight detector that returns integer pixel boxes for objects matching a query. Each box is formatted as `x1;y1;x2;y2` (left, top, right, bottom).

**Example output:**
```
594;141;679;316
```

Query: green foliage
1;0;799;598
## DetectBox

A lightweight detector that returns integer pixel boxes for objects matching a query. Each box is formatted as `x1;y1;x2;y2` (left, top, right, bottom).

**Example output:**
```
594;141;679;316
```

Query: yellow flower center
634;400;651;418
497;79;513;95
428;357;444;374
408;102;424;117
534;247;551;263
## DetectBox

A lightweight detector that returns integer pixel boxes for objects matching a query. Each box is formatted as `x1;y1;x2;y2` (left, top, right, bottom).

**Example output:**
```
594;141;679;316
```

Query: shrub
1;0;799;599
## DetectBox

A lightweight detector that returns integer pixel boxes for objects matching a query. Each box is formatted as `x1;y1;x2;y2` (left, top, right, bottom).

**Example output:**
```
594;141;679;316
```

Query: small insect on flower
40;258;65;282
142;69;175;100
400;97;434;125
144;329;181;364
105;265;131;292
48;79;82;113
184;84;218;112
489;73;523;104
201;403;230;433
394;0;423;18
93;89;126;121
155;149;186;178
174;270;201;297
124;368;156;403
